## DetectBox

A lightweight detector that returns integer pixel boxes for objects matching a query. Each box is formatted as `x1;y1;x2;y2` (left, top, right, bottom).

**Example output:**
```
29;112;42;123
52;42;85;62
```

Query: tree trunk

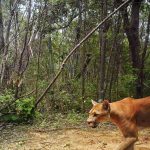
0;0;4;53
123;0;142;98
0;0;18;86
139;10;150;96
99;0;108;100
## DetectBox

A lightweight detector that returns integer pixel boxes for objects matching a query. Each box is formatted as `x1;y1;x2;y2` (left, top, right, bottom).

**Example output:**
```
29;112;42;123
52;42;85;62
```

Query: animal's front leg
116;137;137;150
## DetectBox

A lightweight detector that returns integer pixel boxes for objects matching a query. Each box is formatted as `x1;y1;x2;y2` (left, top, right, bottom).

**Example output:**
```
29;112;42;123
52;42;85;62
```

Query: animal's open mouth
88;122;99;128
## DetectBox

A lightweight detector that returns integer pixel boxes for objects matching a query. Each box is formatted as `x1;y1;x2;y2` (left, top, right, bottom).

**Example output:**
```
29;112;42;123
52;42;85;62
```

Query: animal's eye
93;113;99;117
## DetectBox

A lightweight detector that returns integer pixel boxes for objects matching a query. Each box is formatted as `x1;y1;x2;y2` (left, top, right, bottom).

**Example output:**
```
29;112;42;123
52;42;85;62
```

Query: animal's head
87;100;110;128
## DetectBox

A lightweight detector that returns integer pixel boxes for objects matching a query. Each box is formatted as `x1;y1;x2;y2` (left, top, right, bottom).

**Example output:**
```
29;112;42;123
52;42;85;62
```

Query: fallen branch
34;0;131;108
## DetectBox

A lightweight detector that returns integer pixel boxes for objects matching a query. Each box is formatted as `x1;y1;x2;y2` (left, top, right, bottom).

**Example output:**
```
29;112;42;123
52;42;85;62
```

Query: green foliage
66;111;86;125
0;114;20;122
48;79;97;113
0;95;37;123
0;90;14;108
117;74;136;98
38;111;86;129
15;97;35;120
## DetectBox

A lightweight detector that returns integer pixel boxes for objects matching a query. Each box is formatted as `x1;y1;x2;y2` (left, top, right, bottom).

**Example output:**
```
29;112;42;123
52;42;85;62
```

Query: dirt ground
0;124;150;150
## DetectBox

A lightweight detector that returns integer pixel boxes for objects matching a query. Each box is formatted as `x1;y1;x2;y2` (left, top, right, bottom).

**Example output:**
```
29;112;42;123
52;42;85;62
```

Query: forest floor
0;122;150;150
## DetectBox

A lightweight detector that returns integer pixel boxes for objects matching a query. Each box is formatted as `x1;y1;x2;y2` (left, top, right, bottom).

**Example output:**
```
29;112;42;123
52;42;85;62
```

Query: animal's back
133;97;150;127
110;97;136;123
112;97;150;127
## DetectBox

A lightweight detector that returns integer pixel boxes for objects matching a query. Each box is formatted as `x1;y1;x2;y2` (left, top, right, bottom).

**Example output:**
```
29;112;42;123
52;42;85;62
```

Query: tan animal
87;97;150;150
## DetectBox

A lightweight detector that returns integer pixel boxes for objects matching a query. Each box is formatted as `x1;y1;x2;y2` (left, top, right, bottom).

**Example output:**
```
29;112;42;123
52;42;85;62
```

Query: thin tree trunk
14;0;32;98
139;10;150;95
35;34;42;99
0;0;4;54
81;0;87;112
105;12;122;100
99;0;108;100
0;0;17;85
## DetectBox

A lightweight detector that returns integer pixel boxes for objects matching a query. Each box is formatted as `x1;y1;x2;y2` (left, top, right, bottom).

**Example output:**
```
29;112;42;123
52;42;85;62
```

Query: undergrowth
35;111;87;129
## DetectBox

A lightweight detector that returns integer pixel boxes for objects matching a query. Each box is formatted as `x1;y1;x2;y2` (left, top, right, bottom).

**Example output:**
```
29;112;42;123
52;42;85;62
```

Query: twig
34;0;132;108
143;83;150;89
18;89;36;98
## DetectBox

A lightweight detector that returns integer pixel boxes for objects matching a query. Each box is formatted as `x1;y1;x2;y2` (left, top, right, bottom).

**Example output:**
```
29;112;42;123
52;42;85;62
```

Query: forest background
0;0;150;123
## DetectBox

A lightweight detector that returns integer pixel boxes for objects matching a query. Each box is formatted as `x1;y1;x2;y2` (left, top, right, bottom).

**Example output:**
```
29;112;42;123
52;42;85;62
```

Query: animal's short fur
87;97;150;150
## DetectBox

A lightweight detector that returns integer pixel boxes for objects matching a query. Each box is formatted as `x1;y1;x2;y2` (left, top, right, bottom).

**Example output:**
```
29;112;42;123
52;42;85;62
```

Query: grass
35;111;87;129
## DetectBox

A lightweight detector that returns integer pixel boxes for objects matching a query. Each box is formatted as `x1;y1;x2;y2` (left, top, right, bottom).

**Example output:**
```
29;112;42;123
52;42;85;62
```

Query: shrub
15;97;35;121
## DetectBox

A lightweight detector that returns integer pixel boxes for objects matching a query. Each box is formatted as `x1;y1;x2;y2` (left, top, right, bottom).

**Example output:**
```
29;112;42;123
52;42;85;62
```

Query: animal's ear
102;100;110;111
91;100;98;106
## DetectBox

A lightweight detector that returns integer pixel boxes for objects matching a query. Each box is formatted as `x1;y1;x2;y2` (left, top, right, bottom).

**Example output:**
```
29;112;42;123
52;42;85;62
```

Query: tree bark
14;0;32;98
99;0;108;100
0;0;18;85
123;0;142;98
0;0;4;54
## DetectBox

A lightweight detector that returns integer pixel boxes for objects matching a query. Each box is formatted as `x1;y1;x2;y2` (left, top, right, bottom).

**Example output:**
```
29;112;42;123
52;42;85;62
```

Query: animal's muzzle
87;121;99;128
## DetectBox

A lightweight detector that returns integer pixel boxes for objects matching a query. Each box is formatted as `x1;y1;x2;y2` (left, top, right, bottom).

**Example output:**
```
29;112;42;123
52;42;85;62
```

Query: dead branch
18;89;36;99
